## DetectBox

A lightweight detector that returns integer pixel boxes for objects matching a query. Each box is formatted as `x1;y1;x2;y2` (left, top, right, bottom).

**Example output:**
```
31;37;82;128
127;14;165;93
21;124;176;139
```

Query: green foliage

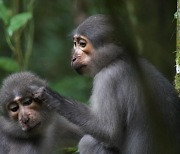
0;57;19;72
7;12;32;36
0;0;34;70
0;2;32;35
51;76;91;102
63;147;78;154
0;0;11;25
53;146;78;154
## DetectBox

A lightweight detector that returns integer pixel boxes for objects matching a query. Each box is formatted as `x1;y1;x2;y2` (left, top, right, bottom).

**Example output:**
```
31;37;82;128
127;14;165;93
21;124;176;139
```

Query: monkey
0;72;83;154
32;14;180;154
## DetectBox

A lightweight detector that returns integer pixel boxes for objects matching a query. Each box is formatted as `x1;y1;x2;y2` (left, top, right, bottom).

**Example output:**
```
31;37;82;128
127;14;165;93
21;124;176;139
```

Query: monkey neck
91;44;125;77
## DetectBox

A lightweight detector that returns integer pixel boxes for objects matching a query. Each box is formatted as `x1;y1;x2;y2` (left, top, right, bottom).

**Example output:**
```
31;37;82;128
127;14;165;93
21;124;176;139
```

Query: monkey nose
22;117;30;124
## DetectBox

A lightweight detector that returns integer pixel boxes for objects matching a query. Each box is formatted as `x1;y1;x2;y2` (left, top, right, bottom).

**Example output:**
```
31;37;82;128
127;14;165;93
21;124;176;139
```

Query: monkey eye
8;103;19;112
22;97;33;106
79;39;86;48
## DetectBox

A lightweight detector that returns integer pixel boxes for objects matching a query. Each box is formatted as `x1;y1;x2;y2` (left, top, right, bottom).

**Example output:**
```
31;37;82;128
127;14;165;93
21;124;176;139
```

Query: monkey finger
32;87;46;100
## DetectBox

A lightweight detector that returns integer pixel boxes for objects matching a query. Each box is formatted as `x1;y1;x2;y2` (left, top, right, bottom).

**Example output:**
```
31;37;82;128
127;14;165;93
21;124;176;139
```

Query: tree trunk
175;0;180;94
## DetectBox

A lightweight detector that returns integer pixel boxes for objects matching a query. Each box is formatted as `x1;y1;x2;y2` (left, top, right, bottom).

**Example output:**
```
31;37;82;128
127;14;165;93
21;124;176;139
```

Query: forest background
0;0;177;103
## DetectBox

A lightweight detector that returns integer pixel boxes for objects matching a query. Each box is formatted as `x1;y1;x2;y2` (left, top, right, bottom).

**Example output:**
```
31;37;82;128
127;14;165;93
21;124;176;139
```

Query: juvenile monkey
33;15;180;154
0;72;83;154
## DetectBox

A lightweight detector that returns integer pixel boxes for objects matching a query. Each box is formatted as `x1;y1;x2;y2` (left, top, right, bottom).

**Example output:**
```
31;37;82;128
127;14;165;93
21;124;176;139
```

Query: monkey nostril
72;57;76;62
22;117;30;124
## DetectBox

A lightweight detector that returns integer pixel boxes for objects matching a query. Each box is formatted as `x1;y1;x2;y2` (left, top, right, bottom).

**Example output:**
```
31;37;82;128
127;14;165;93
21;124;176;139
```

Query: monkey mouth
21;122;41;132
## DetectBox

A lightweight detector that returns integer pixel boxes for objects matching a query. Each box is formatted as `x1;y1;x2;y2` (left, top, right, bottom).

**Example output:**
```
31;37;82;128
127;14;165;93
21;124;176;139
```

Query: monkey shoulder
93;59;138;94
91;59;138;109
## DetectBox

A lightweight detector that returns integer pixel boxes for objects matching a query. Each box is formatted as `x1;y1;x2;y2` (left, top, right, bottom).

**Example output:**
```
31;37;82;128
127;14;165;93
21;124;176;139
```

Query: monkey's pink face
7;97;42;132
71;35;94;75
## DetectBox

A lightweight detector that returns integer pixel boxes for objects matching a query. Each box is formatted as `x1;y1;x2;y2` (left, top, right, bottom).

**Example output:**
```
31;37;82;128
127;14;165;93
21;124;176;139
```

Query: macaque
0;72;83;154
33;15;180;154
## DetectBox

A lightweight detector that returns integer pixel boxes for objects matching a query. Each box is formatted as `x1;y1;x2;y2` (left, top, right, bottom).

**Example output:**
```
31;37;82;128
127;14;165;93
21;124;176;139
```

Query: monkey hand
32;86;65;111
33;87;45;100
32;86;52;107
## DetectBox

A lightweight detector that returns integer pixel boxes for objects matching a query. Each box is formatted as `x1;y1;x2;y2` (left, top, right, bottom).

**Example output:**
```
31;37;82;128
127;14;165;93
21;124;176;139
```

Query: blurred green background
0;0;176;103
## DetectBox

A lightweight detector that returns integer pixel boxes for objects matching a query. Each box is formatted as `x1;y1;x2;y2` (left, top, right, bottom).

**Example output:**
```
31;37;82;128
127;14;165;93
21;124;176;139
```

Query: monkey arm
34;87;119;145
39;87;91;126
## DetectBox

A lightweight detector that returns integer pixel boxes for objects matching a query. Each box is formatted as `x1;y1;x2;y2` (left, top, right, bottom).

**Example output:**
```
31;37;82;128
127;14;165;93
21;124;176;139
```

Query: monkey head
71;34;94;75
71;14;123;77
0;72;53;138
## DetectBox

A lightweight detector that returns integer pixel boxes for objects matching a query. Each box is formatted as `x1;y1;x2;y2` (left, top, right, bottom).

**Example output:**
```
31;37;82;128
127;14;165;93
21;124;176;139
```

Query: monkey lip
22;122;41;132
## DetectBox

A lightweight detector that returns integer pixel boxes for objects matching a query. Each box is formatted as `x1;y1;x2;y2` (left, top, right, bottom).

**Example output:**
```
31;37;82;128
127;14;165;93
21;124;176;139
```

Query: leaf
7;12;32;36
64;147;78;153
0;57;19;72
0;1;10;25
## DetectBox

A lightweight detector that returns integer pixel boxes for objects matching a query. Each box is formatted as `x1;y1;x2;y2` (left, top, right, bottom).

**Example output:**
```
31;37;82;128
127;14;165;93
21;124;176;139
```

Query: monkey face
7;96;42;132
0;93;52;139
71;35;94;75
0;72;53;138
